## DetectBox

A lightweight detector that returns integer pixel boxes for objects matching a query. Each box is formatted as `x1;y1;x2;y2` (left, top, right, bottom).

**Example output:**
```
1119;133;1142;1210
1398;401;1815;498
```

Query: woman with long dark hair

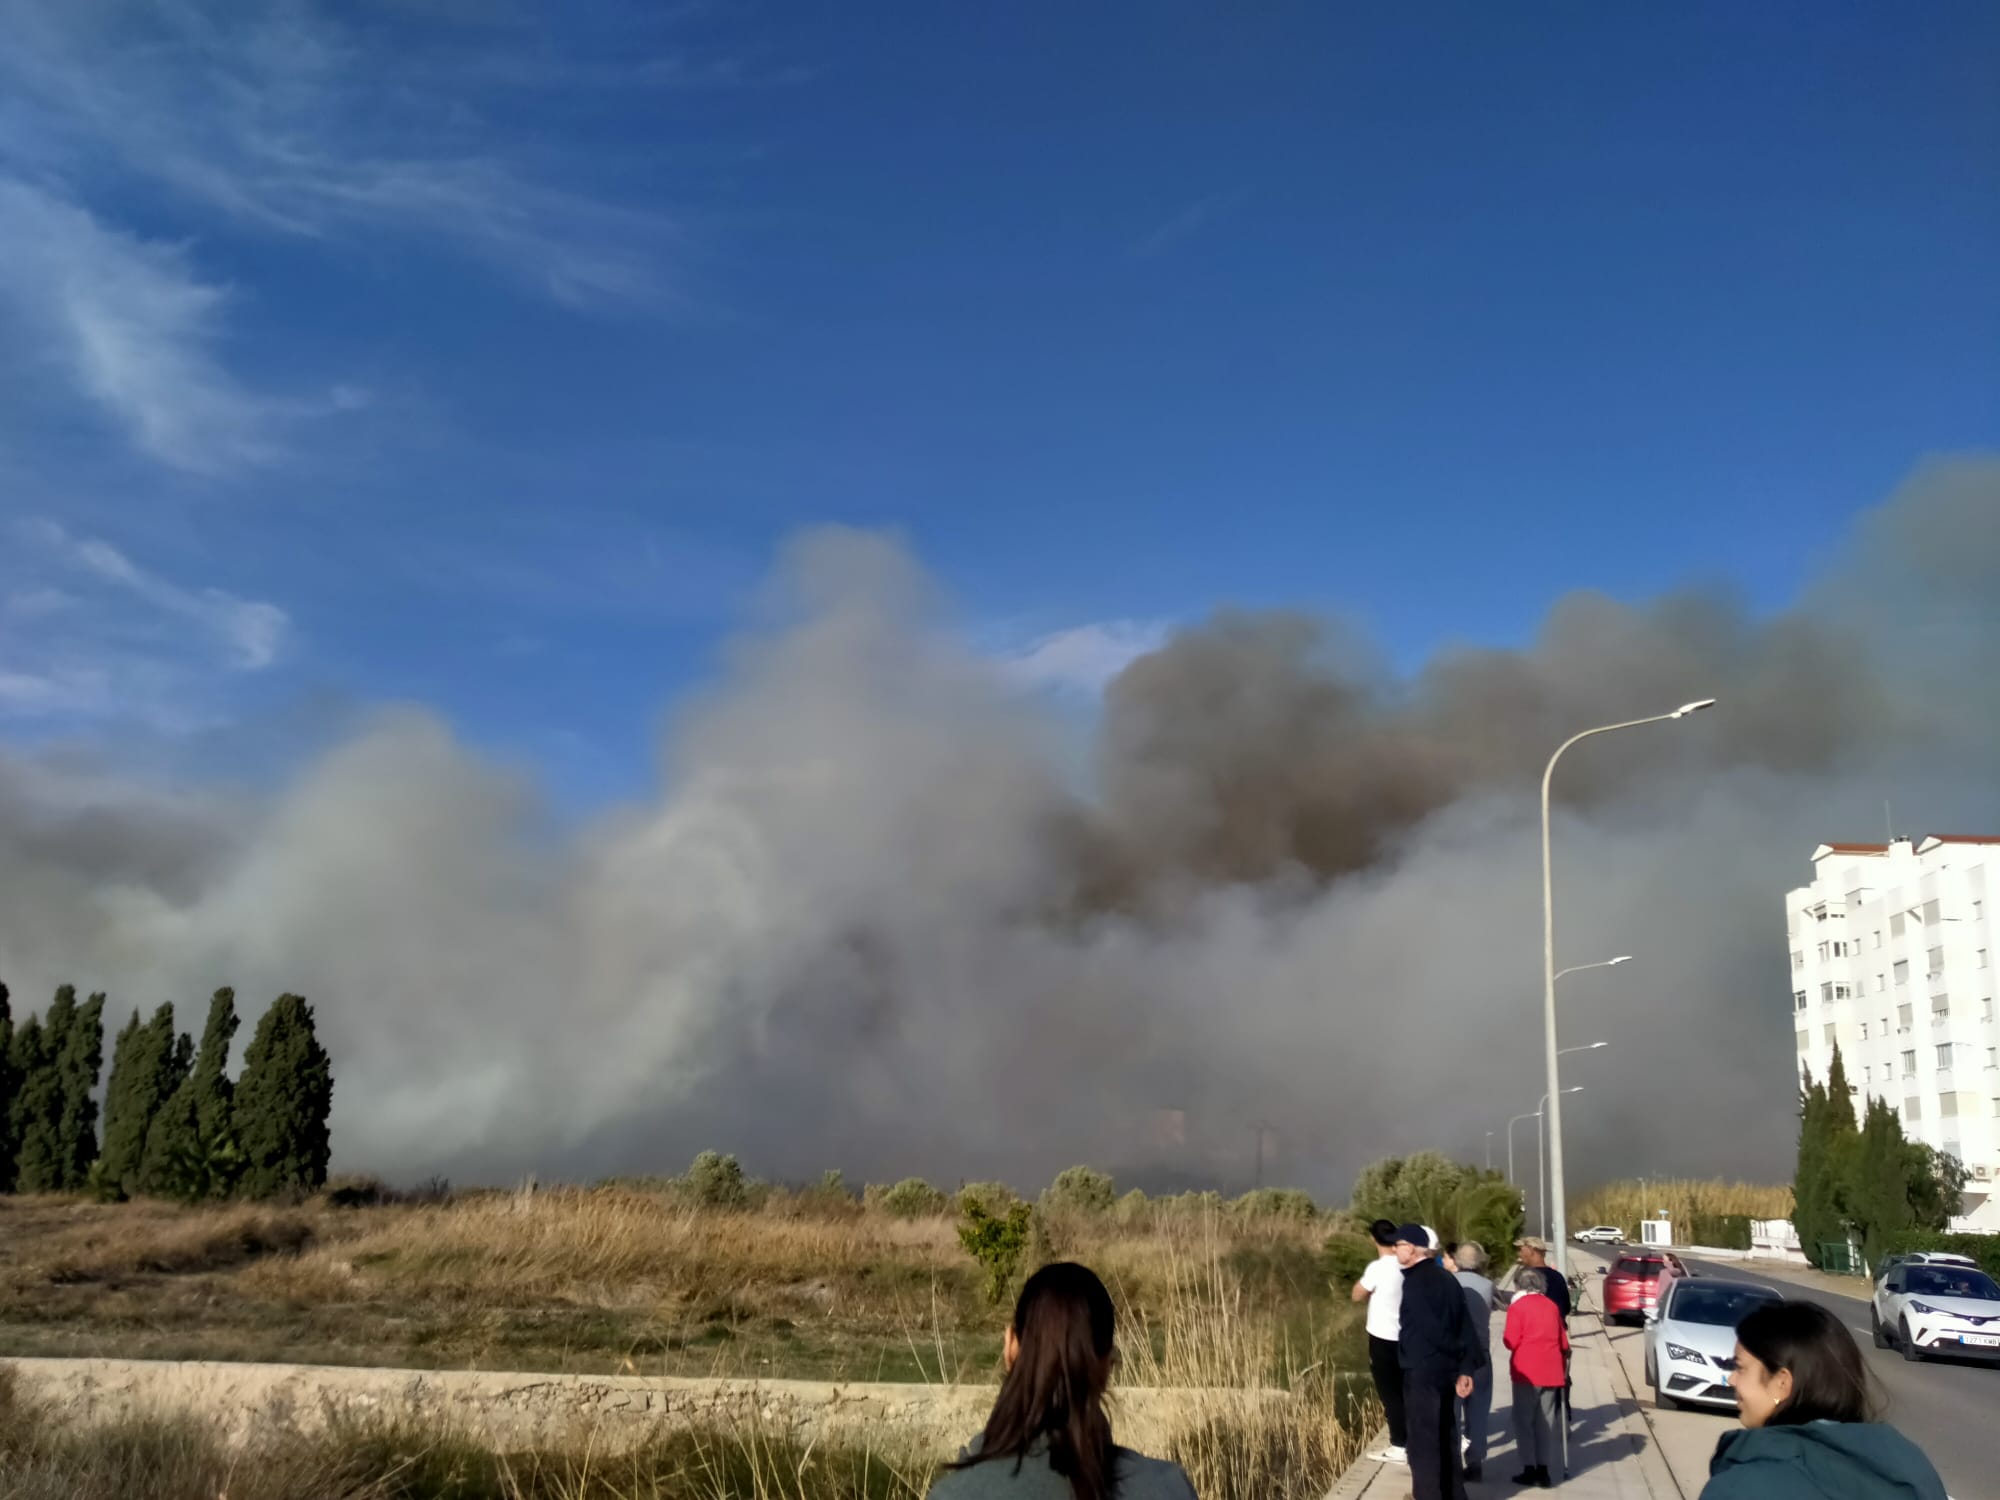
928;1262;1198;1499
1699;1301;1945;1500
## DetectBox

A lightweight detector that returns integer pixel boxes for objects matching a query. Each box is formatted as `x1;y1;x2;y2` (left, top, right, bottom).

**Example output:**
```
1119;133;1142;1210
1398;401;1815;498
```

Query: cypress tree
233;994;333;1199
53;991;106;1190
141;989;241;1200
0;982;18;1192
11;1001;63;1193
99;1005;187;1199
1791;1063;1832;1266
1849;1097;1915;1269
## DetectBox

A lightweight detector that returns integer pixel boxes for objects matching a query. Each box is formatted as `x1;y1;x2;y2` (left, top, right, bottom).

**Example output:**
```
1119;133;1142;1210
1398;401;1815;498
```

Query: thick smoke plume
1;461;1995;1196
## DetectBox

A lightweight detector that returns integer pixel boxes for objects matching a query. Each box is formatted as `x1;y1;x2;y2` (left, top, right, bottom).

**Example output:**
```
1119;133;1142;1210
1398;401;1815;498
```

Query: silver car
1643;1277;1783;1411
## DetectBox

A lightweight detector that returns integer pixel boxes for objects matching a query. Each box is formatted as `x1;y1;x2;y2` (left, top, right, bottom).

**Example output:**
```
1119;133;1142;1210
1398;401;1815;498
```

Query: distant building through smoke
1788;834;1999;1231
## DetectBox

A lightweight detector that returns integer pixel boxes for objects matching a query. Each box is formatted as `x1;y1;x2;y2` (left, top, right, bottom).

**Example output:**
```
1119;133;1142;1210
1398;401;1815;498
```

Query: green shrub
1320;1231;1376;1287
1115;1188;1152;1226
1233;1187;1318;1222
957;1180;1021;1217
958;1200;1035;1304
877;1177;949;1217
1041;1165;1116;1215
1882;1230;2000;1279
683;1150;748;1208
1687;1213;1753;1250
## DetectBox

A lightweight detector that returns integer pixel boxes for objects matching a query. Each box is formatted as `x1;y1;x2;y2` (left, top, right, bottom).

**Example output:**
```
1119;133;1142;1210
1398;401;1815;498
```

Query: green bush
683;1150;749;1208
958;1200;1035;1303
877;1177;949;1217
1115;1188;1152;1226
1881;1231;2000;1279
957;1181;1020;1216
1320;1231;1377;1287
1041;1165;1116;1215
1687;1214;1753;1250
1233;1187;1317;1222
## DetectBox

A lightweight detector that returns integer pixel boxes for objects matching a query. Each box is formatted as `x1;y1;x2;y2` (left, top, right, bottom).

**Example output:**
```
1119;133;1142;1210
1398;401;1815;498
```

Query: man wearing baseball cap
1393;1224;1487;1500
1505;1238;1570;1323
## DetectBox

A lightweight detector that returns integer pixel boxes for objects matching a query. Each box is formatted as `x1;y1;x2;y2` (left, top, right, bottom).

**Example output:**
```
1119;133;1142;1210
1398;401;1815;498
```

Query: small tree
684;1150;749;1208
1041;1165;1116;1216
959;1198;1034;1303
98;1005;188;1199
879;1177;949;1217
53;990;107;1191
144;989;243;1199
1848;1097;1914;1268
1905;1143;1969;1233
8;1012;58;1191
232;994;333;1199
0;982;17;1192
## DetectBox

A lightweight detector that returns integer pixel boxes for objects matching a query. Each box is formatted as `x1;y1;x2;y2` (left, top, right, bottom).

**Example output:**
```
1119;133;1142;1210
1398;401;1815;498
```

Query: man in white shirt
1350;1217;1408;1463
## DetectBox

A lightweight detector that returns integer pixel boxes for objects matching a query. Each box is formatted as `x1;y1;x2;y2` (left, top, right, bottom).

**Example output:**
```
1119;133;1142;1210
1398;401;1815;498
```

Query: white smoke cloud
0;465;1995;1196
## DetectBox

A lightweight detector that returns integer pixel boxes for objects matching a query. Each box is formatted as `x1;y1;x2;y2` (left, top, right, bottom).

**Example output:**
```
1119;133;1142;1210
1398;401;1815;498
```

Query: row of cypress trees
0;982;333;1202
1793;1043;1967;1270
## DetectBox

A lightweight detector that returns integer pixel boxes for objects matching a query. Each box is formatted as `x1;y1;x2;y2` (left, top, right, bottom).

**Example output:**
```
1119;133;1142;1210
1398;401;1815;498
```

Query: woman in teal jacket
1702;1301;1945;1500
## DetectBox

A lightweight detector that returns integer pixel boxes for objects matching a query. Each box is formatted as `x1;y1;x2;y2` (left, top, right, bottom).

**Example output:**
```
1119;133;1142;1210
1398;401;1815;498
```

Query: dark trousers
1368;1334;1407;1448
1403;1370;1467;1500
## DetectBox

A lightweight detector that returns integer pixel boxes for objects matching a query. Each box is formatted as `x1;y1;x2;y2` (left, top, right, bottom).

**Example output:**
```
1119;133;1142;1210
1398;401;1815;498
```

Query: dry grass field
0;1184;1370;1498
1568;1178;1792;1240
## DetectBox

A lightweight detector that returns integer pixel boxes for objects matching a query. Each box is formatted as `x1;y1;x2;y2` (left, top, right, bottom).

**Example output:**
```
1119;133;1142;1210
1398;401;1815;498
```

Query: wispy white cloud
1131;193;1238;259
0;0;680;309
0;176;282;475
0;519;291;730
29;519;290;669
999;619;1172;695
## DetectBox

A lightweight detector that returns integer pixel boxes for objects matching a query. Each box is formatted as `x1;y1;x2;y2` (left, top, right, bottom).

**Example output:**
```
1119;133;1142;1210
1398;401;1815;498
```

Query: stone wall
3;1357;1284;1457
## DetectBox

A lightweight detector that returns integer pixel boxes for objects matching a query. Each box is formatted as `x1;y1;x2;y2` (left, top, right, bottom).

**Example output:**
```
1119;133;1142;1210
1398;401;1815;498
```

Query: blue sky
2;0;1995;808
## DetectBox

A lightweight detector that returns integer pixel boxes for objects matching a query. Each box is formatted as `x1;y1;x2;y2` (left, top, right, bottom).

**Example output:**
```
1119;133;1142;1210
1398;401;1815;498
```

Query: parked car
1603;1251;1689;1324
1644;1278;1785;1411
1873;1250;1976;1284
1575;1225;1625;1244
1871;1259;2000;1362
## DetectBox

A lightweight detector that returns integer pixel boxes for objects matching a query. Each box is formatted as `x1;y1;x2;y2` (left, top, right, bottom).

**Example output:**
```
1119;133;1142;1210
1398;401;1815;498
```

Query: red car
1603;1251;1688;1324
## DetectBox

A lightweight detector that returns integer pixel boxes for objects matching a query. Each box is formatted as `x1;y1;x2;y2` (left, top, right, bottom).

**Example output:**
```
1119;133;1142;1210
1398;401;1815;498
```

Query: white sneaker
1368;1446;1409;1464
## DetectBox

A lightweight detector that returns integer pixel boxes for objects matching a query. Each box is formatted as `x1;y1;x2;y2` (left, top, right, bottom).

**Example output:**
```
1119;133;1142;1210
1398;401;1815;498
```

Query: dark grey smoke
0;459;1994;1197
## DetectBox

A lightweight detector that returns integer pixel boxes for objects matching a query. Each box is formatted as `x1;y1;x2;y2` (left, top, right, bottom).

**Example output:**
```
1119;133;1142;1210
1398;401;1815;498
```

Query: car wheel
1870;1309;1888;1350
1899;1319;1925;1363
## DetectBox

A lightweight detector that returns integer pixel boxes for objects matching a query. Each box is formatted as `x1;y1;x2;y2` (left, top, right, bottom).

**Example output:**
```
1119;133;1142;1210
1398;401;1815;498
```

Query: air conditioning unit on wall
1976;1165;1991;1180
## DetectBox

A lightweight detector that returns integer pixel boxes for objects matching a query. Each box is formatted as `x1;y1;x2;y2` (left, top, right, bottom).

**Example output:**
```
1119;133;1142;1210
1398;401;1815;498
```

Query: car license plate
1959;1334;2000;1348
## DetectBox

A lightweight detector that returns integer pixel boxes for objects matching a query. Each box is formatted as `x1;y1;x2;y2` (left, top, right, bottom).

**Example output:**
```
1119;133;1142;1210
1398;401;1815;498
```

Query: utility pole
1251;1122;1275;1189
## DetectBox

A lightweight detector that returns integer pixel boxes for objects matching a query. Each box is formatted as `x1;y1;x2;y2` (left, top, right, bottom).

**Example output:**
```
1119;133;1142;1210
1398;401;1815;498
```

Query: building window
1860;1021;1870;1041
1794;990;1808;1012
1894;959;1909;985
1874;973;1886;993
1898;1003;1914;1029
1940;1092;1960;1117
1984;999;1995;1024
1937;1044;1955;1069
1905;1096;1922;1120
1861;1063;1872;1083
1987;1048;1997;1070
1902;1050;1917;1076
1817;941;1830;962
1932;994;1949;1015
1924;898;1941;925
1796;1030;1810;1053
1928;945;1945;976
1892;913;1907;938
1792;949;1805;971
1872;929;1883;949
1979;949;1989;970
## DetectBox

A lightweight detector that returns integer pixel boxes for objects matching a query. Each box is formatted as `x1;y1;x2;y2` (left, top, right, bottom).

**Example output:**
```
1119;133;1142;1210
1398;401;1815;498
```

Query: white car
1872;1259;2000;1362
1643;1278;1784;1410
1574;1225;1625;1244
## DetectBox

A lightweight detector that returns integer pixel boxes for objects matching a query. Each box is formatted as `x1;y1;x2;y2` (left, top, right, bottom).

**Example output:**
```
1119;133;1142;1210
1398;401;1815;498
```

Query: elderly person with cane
1444;1241;1497;1482
1503;1266;1570;1488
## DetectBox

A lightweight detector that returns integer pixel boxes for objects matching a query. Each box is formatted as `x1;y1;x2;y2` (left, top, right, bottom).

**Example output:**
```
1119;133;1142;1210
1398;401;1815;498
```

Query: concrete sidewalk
1326;1295;1682;1500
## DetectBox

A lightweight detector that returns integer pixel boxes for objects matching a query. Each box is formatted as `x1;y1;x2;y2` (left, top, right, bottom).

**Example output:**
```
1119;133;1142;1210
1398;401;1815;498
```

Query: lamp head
1672;698;1718;718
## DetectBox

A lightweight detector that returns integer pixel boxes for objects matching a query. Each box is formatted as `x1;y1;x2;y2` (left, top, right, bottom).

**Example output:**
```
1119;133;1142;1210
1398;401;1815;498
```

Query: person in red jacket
1503;1266;1571;1488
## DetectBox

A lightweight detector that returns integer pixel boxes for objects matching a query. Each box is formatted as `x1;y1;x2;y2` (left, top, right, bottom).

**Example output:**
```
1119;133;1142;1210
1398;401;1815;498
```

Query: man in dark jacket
1395;1225;1488;1500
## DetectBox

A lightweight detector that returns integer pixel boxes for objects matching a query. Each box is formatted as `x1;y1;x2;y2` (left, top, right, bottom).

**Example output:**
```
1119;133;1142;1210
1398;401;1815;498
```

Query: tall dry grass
1569;1178;1791;1239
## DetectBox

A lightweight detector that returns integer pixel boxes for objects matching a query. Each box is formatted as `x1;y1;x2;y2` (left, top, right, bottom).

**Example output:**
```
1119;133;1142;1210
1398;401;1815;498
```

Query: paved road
1668;1256;1993;1500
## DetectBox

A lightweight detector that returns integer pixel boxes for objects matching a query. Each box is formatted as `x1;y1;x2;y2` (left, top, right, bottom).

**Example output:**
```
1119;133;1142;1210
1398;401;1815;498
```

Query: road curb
1580;1308;1687;1500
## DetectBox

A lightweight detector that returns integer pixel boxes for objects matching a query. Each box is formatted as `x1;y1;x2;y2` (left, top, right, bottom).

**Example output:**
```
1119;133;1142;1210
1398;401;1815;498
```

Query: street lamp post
1543;700;1714;1277
1507;1109;1540;1189
1486;1131;1496;1171
1537;1084;1585;1240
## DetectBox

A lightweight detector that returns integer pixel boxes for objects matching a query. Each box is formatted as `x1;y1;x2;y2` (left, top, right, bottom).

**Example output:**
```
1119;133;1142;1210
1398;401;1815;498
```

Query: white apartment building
1787;835;1999;1233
